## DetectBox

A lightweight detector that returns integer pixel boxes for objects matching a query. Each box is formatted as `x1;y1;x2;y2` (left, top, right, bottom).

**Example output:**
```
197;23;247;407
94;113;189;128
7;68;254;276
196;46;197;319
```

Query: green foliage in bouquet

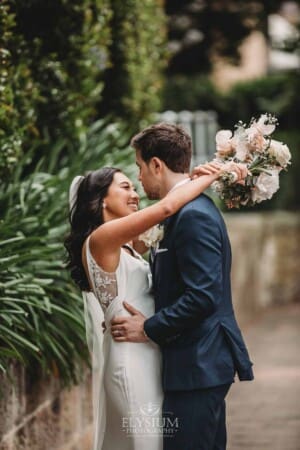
0;120;137;385
100;0;168;124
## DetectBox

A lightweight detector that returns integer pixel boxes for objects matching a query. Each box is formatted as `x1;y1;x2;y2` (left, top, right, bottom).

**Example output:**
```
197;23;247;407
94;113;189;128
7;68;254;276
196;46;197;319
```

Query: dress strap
122;243;136;257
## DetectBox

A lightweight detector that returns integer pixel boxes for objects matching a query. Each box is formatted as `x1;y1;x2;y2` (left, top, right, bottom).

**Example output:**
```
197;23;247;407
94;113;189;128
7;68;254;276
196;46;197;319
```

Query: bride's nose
131;190;139;200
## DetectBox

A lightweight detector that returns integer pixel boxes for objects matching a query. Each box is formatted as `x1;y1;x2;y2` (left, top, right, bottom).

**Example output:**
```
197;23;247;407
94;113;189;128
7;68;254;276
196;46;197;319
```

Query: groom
111;122;254;449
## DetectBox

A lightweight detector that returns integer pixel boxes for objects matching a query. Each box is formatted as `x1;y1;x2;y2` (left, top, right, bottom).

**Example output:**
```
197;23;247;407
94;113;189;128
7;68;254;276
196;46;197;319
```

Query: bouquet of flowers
213;114;291;208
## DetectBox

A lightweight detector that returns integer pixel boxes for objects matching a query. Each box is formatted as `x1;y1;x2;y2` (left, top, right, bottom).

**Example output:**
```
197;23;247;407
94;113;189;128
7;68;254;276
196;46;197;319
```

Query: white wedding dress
82;236;163;450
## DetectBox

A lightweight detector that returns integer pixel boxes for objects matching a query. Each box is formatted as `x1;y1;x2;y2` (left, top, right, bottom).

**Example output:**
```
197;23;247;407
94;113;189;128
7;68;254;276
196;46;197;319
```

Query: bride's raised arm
89;170;220;257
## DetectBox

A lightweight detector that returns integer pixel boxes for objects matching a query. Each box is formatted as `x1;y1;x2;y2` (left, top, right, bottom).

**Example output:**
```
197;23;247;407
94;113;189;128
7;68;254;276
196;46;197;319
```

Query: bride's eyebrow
119;181;138;191
119;181;133;188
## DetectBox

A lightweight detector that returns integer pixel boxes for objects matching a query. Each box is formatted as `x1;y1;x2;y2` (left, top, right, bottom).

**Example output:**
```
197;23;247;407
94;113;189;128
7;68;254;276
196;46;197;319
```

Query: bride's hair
64;167;121;291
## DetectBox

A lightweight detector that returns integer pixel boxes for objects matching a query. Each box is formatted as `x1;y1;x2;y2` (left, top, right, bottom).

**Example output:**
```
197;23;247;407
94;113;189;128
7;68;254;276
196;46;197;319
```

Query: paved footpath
226;303;300;450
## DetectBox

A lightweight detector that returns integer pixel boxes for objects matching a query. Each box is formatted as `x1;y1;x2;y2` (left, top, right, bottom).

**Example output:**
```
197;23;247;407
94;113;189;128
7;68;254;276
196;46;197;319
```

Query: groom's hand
110;302;149;343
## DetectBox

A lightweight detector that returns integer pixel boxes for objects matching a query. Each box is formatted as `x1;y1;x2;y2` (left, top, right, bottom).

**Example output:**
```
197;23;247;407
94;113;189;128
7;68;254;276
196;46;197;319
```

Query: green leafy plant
0;0;112;181
0;120;138;384
100;0;168;125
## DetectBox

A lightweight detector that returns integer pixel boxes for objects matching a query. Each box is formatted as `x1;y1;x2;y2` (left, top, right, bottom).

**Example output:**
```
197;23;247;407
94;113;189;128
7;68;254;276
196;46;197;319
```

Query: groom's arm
144;207;222;345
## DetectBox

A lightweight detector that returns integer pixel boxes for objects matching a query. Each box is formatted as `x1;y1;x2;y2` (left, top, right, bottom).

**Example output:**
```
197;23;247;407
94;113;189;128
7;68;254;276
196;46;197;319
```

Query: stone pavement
226;303;300;450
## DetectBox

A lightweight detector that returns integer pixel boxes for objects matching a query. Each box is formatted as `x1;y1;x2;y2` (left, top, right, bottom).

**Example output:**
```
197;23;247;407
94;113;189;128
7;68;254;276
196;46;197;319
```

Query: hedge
0;0;112;181
0;0;168;182
0;119;139;384
0;0;168;384
100;0;167;124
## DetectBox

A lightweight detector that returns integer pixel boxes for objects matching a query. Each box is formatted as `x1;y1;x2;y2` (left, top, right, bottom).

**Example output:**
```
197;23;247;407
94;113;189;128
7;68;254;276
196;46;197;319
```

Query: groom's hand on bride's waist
110;301;149;343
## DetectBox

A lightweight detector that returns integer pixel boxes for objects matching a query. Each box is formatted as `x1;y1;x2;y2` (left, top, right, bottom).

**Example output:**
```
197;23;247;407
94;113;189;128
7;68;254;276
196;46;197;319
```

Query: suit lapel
151;216;173;283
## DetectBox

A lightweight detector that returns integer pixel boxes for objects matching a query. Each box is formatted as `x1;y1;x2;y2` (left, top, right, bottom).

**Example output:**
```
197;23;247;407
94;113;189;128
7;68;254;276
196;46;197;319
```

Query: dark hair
64;167;121;291
131;122;192;173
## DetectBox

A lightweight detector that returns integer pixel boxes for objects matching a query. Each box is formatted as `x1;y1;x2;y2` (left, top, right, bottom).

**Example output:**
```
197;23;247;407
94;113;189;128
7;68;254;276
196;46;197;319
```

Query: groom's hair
131;122;192;173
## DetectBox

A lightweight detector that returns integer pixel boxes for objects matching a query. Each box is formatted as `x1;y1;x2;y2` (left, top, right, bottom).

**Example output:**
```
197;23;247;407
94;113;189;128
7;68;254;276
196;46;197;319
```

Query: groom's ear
150;157;164;174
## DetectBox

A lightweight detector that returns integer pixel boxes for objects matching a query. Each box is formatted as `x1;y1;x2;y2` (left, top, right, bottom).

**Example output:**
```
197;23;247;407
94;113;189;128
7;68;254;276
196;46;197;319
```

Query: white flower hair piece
69;175;85;217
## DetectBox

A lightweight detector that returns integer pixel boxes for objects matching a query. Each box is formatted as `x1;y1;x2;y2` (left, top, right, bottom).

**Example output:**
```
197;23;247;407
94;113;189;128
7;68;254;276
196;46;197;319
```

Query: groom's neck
160;173;190;198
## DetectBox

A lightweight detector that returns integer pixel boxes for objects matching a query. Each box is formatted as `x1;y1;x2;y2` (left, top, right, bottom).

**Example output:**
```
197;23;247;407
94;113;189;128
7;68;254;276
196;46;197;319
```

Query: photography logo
121;402;179;437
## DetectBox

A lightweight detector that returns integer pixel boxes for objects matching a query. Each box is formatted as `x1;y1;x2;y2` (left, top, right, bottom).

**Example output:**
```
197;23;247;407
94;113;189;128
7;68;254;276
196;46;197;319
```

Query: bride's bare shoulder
88;231;121;273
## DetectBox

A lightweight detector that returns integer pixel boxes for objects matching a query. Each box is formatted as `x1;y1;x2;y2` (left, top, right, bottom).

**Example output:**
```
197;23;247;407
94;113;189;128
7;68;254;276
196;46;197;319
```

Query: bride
64;163;243;450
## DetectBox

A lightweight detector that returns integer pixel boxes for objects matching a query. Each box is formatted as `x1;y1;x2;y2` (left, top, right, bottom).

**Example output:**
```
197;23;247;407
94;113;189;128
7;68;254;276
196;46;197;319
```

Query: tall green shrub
0;0;39;181
0;120;138;384
0;0;112;181
100;0;168;124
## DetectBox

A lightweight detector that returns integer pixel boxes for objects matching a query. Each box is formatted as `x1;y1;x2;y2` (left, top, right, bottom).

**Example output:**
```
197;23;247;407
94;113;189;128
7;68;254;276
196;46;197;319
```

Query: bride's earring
103;202;107;209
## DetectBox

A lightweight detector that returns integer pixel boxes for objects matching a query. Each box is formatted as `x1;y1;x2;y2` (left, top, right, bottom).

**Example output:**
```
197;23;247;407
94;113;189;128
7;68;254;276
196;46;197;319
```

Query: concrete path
227;303;300;450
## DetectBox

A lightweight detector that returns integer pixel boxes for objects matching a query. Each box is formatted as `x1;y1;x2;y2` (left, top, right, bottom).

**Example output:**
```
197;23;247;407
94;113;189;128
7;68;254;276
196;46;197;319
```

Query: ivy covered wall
0;0;167;182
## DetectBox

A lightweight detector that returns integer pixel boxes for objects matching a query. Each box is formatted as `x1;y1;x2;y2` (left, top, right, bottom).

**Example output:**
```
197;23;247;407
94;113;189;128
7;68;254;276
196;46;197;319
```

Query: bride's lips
127;202;138;210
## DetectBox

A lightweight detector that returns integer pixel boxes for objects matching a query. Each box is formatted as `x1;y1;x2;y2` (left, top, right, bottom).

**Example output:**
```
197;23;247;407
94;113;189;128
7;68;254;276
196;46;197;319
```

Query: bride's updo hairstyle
64;167;121;291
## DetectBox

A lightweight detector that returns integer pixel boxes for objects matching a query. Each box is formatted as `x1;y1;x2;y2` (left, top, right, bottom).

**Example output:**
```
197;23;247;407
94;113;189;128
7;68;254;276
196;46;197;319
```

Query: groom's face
135;150;161;200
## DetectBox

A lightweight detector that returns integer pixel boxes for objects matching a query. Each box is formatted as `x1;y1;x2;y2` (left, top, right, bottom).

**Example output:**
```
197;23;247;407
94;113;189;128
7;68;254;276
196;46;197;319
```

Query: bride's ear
150;157;164;175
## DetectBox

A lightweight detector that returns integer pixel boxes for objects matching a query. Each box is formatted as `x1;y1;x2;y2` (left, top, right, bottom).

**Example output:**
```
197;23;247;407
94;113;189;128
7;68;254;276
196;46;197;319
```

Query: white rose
251;170;280;203
268;139;291;168
215;130;234;157
255;114;276;135
246;114;276;142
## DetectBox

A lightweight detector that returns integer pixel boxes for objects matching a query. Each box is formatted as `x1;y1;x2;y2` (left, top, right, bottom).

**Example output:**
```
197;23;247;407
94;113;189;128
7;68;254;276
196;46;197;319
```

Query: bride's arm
90;171;220;257
131;161;224;256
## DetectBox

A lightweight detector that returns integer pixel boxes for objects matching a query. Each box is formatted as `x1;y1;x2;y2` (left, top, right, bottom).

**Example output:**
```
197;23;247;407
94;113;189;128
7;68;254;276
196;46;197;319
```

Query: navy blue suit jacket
144;193;254;392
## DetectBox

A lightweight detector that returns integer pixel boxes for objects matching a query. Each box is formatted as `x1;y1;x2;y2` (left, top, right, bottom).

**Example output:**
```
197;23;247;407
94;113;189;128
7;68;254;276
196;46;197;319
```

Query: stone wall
225;212;300;325
0;212;299;449
0;365;93;450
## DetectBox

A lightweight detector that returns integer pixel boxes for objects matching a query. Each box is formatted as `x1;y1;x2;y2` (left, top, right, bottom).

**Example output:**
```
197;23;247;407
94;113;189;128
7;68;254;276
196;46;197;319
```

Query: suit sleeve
144;207;222;345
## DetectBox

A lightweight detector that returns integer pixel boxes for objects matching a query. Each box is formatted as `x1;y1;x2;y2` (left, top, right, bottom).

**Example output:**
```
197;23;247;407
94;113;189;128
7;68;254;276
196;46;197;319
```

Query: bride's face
103;172;140;220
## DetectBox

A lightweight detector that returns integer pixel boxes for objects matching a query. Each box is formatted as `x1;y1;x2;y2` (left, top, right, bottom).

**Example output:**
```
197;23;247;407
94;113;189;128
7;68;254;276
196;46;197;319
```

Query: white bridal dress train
82;236;163;450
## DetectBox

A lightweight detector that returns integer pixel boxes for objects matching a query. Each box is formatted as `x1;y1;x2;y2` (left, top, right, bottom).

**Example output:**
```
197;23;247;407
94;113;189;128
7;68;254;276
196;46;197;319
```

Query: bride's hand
190;161;222;179
221;162;249;184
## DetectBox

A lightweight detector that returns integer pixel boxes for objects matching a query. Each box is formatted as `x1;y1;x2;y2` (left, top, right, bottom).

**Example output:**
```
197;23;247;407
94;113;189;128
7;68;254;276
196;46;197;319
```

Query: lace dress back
86;236;118;312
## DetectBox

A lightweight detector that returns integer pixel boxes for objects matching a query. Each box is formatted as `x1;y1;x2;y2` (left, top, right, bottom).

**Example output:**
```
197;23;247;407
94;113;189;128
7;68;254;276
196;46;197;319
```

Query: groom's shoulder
178;193;219;218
